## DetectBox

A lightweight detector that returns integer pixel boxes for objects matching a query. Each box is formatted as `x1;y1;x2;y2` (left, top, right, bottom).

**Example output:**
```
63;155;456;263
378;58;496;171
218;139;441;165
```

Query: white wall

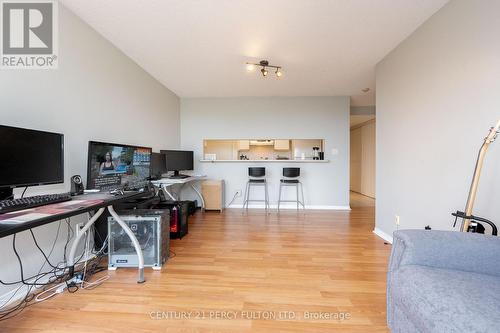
350;120;376;198
180;97;350;208
0;5;179;300
376;0;500;239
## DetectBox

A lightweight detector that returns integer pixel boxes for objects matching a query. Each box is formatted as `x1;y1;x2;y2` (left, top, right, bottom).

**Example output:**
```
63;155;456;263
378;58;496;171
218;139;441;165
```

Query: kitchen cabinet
237;140;250;150
274;139;290;150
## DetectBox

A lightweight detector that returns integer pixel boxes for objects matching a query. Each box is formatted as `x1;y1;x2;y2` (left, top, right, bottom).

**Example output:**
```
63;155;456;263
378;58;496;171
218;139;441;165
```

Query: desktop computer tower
108;209;170;269
94;196;160;251
152;201;189;239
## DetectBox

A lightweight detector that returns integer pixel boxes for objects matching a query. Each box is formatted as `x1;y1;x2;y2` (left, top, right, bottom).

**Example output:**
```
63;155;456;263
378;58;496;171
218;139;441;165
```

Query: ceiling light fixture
246;60;283;78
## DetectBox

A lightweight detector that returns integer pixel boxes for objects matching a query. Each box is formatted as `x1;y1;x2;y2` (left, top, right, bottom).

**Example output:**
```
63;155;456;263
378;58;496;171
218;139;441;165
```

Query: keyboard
0;193;72;214
123;180;151;191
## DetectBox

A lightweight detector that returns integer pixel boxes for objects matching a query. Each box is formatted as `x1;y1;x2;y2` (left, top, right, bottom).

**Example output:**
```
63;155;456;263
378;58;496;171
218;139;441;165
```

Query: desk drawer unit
202;180;225;212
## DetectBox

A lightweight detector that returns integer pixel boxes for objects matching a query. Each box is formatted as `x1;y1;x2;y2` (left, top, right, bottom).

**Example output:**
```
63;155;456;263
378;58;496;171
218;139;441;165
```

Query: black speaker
70;175;84;196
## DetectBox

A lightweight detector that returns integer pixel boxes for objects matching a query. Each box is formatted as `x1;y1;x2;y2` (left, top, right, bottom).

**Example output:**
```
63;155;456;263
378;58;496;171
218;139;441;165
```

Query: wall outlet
395;215;400;226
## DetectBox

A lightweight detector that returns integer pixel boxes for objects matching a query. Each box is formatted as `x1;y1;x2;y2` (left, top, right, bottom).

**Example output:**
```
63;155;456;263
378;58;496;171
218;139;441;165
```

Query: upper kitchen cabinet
274;140;290;150
237;140;250;150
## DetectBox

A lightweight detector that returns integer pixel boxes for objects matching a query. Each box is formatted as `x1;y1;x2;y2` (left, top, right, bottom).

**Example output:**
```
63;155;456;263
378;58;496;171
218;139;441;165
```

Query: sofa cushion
391;265;500;333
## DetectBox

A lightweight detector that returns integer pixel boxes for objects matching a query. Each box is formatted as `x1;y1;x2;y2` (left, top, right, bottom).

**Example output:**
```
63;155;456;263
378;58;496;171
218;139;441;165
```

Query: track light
246;60;283;78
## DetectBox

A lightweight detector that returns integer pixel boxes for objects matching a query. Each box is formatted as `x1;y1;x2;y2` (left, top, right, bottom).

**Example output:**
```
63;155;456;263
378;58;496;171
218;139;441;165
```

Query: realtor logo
1;0;58;69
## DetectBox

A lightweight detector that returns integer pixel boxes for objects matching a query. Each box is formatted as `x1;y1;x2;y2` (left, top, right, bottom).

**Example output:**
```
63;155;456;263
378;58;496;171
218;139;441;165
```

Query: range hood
249;140;274;146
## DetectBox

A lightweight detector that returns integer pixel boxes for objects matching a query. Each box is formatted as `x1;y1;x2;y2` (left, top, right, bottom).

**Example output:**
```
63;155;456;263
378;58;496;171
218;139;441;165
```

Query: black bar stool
278;167;305;211
243;167;270;211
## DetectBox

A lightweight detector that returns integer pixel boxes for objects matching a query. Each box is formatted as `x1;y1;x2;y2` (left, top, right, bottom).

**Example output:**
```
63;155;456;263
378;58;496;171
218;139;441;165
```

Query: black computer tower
152;201;189;239
186;200;198;215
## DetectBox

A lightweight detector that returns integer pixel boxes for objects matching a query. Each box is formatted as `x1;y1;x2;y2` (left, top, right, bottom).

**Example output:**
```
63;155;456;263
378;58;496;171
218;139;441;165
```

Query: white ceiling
61;0;448;105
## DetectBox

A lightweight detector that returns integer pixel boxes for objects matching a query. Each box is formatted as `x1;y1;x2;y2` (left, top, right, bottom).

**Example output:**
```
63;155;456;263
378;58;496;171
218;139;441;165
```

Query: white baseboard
227;203;351;210
373;227;393;244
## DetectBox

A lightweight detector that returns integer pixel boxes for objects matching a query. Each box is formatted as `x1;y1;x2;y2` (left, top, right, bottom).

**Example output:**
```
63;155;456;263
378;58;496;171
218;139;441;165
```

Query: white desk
152;176;207;209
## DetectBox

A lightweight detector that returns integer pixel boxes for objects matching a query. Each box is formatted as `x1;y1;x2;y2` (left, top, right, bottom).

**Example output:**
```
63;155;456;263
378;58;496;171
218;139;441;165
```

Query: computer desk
151;175;206;210
0;191;148;283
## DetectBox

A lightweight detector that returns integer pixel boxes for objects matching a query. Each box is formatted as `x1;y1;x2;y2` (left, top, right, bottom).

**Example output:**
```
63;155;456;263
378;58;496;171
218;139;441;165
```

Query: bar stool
243;167;270;211
278;167;305;211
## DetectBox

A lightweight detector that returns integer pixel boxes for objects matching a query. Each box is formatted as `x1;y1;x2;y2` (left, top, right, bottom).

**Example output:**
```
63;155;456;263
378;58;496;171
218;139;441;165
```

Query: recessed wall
180;96;350;208
203;139;324;161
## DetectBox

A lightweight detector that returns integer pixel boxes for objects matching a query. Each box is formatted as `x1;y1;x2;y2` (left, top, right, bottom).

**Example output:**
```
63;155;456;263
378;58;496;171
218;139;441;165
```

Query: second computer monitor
161;150;193;179
150;152;167;180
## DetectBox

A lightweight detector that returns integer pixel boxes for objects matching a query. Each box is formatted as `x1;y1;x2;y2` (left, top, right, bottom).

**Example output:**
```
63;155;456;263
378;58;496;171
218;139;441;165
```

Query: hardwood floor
349;191;375;208
1;205;391;332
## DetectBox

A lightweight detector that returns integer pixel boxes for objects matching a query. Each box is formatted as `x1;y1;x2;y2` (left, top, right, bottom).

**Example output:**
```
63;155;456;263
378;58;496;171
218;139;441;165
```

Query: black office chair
278;167;305;211
243;167;270;211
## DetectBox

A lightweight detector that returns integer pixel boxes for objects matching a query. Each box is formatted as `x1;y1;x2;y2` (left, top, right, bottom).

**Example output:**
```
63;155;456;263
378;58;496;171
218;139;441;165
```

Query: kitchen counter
200;159;330;163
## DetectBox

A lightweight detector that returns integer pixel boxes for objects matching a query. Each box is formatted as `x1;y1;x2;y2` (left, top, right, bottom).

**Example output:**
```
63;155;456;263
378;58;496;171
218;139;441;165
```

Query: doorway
350;111;375;208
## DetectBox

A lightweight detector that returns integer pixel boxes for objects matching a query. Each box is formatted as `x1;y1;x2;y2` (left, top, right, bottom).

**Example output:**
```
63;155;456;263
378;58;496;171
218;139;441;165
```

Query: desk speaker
70;175;84;196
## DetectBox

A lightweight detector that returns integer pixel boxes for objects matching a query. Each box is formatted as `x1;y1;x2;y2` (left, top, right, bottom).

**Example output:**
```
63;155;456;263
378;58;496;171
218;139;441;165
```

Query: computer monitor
150;152;167;180
87;141;152;191
160;150;194;179
0;125;64;200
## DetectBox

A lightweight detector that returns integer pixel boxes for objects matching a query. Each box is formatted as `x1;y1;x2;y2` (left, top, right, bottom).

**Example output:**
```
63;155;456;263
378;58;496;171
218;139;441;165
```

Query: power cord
226;191;239;207
0;220;92;321
0;220;62;309
29;229;59;269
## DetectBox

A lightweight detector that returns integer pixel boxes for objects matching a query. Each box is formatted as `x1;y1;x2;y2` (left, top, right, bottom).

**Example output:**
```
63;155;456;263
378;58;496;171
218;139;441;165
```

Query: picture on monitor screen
87;141;152;190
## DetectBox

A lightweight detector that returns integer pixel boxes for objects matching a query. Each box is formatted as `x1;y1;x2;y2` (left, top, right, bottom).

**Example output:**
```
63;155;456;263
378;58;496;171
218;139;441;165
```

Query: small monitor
160;150;193;179
0;125;64;195
87;141;152;190
150;152;167;180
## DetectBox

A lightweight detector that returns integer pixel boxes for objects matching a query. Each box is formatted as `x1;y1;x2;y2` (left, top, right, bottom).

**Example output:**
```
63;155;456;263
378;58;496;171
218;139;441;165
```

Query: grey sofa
387;230;500;333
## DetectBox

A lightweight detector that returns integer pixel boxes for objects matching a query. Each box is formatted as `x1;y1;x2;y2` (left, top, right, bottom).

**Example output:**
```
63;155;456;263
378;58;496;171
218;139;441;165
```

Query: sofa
387;229;500;332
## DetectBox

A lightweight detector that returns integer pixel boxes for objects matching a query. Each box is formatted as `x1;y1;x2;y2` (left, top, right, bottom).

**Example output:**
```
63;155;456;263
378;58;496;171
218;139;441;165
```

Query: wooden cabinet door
274;139;290;150
238;140;250;150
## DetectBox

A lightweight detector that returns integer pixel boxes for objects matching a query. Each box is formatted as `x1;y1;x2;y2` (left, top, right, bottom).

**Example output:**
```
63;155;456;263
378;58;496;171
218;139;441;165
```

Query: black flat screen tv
87;141;152;190
0;125;64;189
